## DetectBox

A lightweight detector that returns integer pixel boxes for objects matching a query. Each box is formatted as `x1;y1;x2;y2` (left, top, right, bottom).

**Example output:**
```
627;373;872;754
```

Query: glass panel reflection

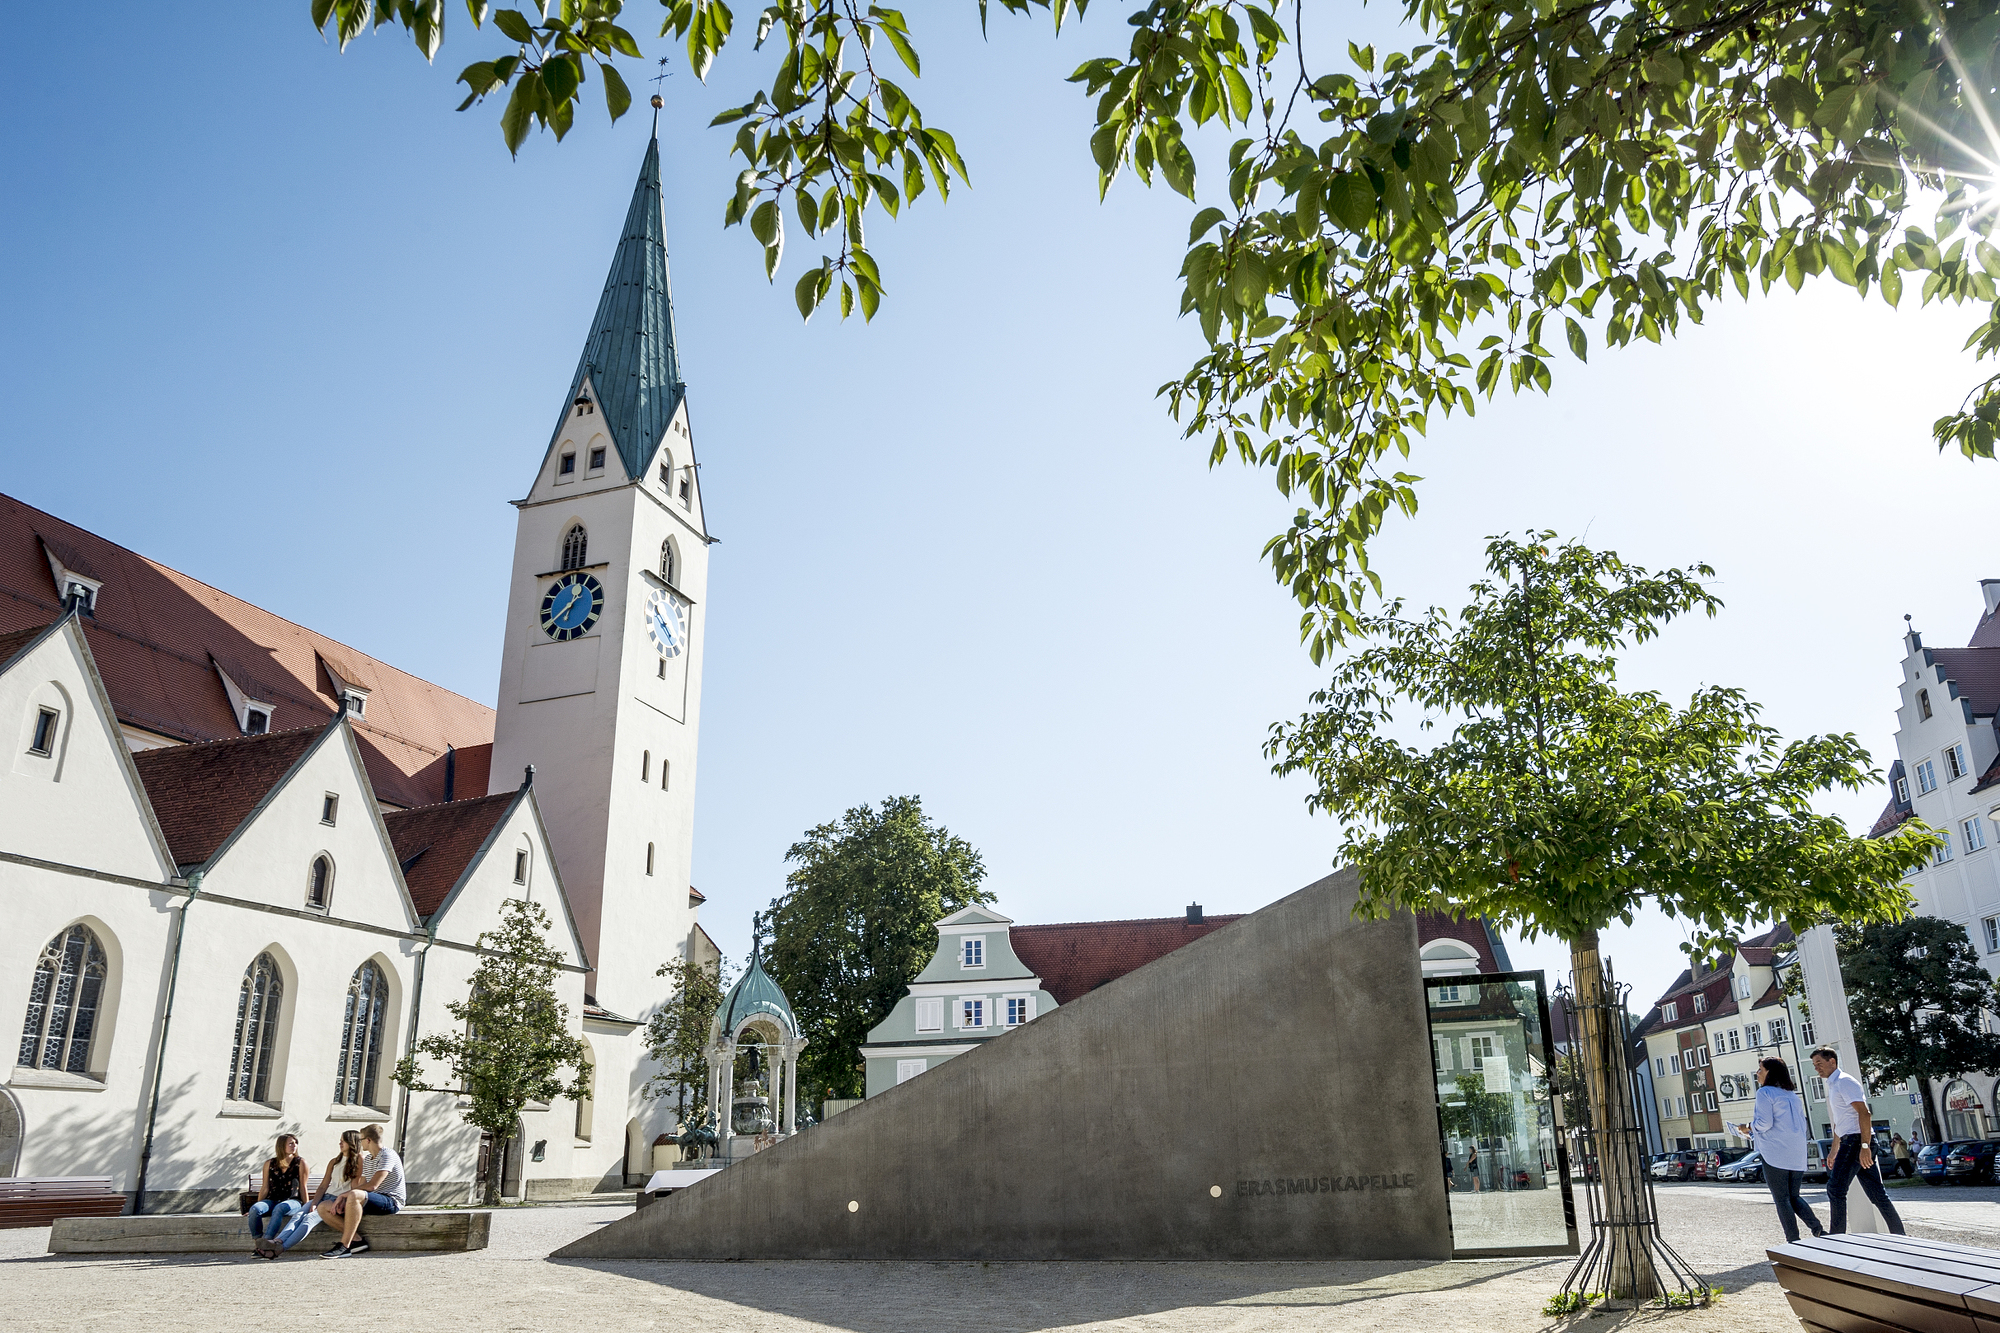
1427;972;1574;1254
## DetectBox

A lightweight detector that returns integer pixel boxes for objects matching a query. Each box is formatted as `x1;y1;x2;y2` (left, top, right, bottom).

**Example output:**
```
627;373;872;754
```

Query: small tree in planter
393;898;590;1206
1269;534;1933;1300
642;955;733;1152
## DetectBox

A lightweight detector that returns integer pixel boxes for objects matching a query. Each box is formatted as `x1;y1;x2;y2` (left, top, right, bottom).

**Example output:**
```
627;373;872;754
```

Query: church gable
0;616;175;881
141;720;418;930
418;790;586;972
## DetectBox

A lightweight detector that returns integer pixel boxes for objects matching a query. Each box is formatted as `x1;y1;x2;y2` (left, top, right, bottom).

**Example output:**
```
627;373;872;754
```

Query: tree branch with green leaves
317;0;2000;648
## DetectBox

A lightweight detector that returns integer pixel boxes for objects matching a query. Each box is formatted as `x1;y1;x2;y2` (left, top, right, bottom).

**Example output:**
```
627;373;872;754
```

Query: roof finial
650;58;669;135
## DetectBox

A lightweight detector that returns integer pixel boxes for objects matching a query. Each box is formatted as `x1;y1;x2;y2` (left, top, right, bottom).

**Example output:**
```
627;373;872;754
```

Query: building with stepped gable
0;128;723;1206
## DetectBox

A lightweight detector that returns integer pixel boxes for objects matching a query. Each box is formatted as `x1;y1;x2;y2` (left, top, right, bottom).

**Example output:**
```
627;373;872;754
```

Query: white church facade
0;131;717;1207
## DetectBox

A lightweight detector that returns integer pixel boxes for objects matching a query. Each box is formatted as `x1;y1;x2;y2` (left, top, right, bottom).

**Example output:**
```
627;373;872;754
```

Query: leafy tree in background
392;898;590;1205
762;795;992;1104
317;0;2000;643
1267;534;1934;1297
642;954;734;1131
1838;915;2000;1143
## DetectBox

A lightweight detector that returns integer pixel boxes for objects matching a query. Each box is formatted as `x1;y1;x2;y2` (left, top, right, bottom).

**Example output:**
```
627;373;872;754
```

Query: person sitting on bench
249;1134;312;1259
321;1124;405;1258
312;1131;364;1256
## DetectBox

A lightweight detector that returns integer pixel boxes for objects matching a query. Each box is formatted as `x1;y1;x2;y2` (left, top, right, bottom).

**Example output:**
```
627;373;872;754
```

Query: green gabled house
859;905;1060;1097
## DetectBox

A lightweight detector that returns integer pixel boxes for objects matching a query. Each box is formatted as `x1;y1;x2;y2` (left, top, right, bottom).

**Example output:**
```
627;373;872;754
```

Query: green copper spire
559;134;684;480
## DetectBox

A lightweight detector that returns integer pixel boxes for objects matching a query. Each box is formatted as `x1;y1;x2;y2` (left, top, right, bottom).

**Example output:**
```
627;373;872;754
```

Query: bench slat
1839;1236;2000;1274
1775;1265;1979;1333
1786;1239;2000;1290
1787;1288;1946;1333
48;1212;489;1254
1773;1256;1990;1309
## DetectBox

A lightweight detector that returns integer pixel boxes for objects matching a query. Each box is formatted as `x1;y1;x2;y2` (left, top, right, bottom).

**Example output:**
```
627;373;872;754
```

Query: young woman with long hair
248;1134;312;1258
1732;1057;1825;1244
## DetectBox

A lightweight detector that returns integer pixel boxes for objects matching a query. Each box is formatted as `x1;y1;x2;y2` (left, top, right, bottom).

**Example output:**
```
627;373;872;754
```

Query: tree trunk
1570;929;1658;1301
484;1133;506;1208
1918;1076;1944;1145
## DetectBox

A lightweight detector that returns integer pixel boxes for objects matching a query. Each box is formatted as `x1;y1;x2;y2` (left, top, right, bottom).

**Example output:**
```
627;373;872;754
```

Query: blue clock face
540;573;604;641
647;589;687;658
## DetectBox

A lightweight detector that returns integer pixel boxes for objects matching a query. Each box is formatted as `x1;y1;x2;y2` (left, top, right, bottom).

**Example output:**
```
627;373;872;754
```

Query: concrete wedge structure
553;868;1451;1261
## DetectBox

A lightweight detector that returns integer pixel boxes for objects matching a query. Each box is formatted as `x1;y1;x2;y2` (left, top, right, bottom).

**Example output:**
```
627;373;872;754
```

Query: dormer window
342;691;366;718
63;581;96;615
961;937;984;969
560;452;576;476
589;447;606;471
1662;1002;1678;1022
1692;993;1707;1014
245;709;269;735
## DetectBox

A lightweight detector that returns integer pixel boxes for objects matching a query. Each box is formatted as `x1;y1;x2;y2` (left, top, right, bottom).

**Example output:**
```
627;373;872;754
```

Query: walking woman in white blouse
1732;1056;1825;1244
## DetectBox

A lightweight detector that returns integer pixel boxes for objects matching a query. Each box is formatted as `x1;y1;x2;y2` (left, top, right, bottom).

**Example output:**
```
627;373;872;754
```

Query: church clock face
540;572;604;641
646;588;687;658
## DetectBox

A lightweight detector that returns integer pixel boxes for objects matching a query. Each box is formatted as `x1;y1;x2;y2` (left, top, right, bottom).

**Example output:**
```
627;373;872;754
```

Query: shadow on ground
544;1254;1565;1333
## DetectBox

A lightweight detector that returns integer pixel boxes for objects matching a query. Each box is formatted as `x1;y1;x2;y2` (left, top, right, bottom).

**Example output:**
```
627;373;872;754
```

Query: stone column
784;1048;798;1134
720;1039;736;1159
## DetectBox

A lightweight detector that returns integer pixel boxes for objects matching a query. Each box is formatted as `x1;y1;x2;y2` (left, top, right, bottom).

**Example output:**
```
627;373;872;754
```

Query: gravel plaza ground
3;1178;1995;1333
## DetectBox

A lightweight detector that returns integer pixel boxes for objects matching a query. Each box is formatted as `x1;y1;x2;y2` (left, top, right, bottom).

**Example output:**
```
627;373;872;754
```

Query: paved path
1;1183;1989;1332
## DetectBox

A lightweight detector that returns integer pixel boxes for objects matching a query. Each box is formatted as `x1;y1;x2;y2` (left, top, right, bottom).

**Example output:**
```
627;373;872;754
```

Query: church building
0;130;715;1206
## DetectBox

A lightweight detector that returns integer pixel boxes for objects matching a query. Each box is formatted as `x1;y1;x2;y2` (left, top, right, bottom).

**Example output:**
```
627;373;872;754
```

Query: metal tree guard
1555;959;1708;1308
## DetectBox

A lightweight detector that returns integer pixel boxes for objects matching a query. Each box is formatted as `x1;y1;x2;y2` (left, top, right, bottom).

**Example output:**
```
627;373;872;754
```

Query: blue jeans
1762;1167;1823;1243
247;1199;306;1244
1827;1134;1905;1235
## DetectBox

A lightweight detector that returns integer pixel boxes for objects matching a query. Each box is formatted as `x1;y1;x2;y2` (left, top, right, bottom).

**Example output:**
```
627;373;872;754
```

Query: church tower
490;132;709;1023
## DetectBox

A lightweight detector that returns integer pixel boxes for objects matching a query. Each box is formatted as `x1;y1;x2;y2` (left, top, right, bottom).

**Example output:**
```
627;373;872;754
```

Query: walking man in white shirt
1811;1047;1905;1235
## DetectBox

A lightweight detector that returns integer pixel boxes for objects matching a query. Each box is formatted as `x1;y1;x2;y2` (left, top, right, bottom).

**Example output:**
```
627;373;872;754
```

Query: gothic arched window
227;953;284;1103
18;924;107;1074
561;525;588;571
660;540;675;586
334;960;390;1108
307;855;333;910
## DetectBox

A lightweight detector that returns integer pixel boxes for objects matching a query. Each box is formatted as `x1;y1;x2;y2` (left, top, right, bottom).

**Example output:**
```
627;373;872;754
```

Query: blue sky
5;5;1995;1009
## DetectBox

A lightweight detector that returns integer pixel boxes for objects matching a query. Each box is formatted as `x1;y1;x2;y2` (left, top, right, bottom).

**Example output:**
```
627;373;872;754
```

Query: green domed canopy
714;954;798;1043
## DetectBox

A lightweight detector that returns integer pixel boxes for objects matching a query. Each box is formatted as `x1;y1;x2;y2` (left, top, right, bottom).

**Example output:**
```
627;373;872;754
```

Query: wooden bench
0;1177;125;1230
1769;1232;2000;1333
49;1210;490;1254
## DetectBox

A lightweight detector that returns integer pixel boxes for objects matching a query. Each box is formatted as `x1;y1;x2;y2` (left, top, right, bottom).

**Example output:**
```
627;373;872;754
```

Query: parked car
1944;1139;2000;1184
1651;1150;1702;1181
1805;1140;1833;1183
1916;1142;1956;1185
1706;1147;1751;1177
1717;1151;1764;1184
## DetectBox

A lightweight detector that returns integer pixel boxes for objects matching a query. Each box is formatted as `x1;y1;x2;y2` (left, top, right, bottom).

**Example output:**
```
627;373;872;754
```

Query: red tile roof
1010;915;1246;1004
1010;907;1502;1005
1;493;494;808
0;620;56;671
383;792;520;918
133;726;326;867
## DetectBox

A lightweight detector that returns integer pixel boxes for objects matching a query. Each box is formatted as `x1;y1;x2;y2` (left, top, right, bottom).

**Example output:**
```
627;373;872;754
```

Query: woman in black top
249;1134;311;1258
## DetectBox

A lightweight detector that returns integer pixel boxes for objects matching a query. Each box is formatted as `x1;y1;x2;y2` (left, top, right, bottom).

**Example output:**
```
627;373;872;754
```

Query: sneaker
346;1238;370;1255
321;1243;349;1258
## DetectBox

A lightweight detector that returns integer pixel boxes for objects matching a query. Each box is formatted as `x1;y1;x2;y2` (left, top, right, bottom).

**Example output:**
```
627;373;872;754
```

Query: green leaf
541;54;581;105
1326;173;1374;231
881;24;921;77
1188;206;1226;245
601;62;631;121
500;77;536;156
493;7;535;42
1565;317;1587;362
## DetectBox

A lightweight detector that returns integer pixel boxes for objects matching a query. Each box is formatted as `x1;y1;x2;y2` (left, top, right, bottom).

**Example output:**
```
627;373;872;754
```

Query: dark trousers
1827;1134;1905;1235
1762;1167;1823;1243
